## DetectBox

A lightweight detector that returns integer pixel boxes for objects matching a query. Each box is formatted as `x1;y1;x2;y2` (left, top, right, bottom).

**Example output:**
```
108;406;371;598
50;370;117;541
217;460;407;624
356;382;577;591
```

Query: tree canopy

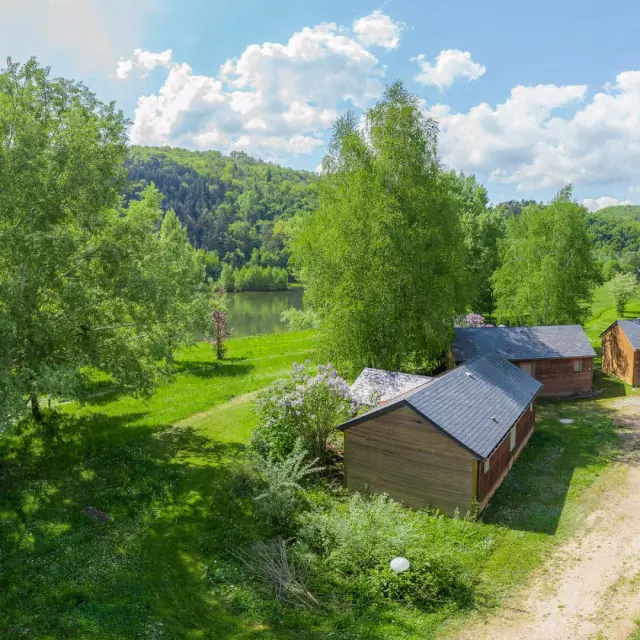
0;59;209;425
291;81;466;374
493;188;601;326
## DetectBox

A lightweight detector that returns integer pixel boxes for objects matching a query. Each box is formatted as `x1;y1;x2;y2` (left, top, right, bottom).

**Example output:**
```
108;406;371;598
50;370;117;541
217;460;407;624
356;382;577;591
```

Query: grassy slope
583;284;640;341
0;331;316;639
0;323;625;639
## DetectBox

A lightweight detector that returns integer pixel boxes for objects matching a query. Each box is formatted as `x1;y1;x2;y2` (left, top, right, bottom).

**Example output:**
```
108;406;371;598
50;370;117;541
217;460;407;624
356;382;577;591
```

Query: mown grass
584;284;640;342
0;325;625;639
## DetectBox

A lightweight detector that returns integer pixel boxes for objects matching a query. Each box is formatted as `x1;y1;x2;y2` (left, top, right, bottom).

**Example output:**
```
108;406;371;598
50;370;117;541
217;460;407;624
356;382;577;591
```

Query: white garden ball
390;557;410;573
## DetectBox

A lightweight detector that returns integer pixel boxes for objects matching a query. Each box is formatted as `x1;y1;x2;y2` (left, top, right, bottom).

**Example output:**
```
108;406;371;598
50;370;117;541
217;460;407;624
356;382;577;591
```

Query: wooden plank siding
344;405;476;516
476;404;535;510
602;324;639;386
515;358;593;396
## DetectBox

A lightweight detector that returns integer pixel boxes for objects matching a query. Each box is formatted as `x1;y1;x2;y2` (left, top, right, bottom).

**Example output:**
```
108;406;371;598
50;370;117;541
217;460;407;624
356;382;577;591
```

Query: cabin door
518;362;534;377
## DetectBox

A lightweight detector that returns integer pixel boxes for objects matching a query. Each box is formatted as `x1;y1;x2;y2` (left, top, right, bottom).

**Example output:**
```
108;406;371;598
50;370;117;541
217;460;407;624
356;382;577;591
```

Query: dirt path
459;396;640;640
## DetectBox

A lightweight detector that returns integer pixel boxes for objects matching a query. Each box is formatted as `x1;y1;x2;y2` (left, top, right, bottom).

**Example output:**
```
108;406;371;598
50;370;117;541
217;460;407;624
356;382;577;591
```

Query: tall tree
0;59;209;425
445;172;505;315
493;187;601;326
291;81;466;374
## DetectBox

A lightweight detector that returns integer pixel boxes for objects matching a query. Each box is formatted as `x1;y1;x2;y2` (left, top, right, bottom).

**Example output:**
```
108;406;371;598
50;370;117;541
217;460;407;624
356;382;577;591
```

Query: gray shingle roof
610;319;640;349
339;352;542;459
350;368;433;406
453;325;596;362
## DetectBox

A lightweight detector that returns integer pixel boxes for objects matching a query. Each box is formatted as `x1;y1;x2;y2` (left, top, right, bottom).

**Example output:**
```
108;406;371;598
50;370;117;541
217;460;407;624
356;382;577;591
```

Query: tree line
292;82;603;375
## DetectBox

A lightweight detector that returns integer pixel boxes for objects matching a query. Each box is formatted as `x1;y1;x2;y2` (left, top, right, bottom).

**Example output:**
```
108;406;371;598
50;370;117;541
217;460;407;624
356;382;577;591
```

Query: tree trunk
30;393;43;422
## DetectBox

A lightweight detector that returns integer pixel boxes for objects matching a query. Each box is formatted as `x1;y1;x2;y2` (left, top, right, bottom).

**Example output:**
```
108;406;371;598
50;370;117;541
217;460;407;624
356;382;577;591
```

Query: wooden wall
344;405;476;516
602;324;639;386
517;358;593;396
476;405;535;509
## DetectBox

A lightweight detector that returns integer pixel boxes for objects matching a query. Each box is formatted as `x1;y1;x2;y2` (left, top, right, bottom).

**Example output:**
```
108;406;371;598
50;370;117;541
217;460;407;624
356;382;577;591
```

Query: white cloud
122;16;389;160
116;48;173;79
353;10;404;50
583;196;632;212
426;75;640;191
412;49;486;89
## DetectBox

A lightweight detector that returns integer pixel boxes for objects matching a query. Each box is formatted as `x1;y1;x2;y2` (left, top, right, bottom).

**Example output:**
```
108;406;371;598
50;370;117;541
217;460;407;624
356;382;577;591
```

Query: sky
2;0;640;209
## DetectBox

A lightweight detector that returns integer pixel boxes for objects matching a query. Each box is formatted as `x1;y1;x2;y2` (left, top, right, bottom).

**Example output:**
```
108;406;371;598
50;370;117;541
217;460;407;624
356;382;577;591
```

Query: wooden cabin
338;353;542;516
453;325;595;396
601;319;640;386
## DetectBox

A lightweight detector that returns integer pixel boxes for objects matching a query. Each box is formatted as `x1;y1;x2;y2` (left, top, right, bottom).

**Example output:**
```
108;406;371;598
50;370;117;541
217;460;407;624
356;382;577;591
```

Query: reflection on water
226;289;304;337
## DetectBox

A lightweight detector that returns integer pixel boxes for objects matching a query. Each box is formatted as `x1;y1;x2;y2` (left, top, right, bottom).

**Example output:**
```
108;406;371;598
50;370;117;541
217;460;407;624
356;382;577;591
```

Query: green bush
298;492;416;574
297;492;475;610
252;443;323;531
370;555;474;610
280;307;320;330
250;362;355;462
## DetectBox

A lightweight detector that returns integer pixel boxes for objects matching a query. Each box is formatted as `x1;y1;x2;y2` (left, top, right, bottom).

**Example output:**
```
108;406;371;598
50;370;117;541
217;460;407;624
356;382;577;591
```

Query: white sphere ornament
390;557;410;573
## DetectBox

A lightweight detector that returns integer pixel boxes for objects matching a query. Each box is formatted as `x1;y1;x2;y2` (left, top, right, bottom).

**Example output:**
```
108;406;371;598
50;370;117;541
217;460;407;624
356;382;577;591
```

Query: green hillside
593;204;640;219
126;146;318;274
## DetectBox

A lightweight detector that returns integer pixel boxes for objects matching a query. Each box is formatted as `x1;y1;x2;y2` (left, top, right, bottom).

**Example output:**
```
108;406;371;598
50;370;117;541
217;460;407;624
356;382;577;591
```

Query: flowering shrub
455;313;494;328
250;361;357;462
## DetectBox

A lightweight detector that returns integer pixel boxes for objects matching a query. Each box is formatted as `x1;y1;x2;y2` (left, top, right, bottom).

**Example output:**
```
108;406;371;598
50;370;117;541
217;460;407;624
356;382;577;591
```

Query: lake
226;288;304;337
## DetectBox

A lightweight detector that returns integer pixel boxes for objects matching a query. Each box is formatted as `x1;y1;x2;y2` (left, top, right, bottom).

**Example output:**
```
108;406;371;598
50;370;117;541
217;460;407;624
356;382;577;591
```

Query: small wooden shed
601;319;640;386
338;353;542;515
453;325;596;396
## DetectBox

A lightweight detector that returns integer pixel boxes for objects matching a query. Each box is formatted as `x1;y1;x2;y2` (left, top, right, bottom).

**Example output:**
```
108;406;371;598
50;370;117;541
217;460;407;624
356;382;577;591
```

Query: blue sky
3;0;640;209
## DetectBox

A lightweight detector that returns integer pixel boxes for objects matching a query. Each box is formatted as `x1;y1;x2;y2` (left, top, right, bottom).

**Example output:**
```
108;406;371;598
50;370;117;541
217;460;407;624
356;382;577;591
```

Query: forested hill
587;204;640;255
125;146;318;273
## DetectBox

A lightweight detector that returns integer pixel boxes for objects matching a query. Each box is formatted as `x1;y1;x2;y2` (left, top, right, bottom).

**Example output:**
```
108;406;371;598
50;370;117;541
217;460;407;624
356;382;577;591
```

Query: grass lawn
0;324;625;639
583;284;640;342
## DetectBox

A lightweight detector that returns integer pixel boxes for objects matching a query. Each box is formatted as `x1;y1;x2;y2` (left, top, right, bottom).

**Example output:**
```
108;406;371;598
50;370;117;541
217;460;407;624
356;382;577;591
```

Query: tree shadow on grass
480;399;621;535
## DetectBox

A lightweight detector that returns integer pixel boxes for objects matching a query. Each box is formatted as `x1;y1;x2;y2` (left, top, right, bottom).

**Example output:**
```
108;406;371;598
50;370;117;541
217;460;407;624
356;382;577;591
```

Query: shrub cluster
250;361;356;463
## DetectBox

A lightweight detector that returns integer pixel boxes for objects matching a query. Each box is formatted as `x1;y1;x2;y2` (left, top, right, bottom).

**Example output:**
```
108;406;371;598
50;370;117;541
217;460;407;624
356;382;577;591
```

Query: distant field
584;284;640;342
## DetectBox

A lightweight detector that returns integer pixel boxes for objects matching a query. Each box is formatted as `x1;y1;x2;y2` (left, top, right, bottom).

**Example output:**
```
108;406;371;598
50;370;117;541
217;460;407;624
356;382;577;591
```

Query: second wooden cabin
453;325;596;396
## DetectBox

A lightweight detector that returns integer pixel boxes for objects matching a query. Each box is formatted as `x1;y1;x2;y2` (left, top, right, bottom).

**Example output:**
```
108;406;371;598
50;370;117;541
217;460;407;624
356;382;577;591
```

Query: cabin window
484;459;490;473
509;426;517;452
573;359;583;373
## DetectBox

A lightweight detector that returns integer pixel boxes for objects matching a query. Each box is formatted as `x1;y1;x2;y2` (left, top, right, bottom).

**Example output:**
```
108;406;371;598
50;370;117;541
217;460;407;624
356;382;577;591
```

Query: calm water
226;289;304;337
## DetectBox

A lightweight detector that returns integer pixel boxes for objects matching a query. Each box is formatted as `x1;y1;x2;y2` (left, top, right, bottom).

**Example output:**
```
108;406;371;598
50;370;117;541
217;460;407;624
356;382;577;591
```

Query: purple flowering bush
251;361;357;463
456;313;494;328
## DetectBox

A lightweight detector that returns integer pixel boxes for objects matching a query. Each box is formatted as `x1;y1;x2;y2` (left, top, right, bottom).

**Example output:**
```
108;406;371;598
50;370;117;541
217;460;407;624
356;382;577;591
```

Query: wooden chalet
601;319;640;386
453;325;595;396
338;353;542;516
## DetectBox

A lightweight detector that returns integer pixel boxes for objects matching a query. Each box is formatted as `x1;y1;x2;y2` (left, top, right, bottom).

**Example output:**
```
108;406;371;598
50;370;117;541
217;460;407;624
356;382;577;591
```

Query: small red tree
207;288;231;359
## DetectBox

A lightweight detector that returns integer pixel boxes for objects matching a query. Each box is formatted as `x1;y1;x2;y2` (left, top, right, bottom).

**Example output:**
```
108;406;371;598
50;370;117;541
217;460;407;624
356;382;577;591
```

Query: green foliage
493;187;601;325
298;492;417;574
292;82;466;375
446;172;505;314
370;555;474;610
602;258;621;281
280;307;321;330
251;362;353;462
0;58;209;424
607;271;638;315
233;264;289;292
126;146;318;270
252;442;323;531
298;492;474;609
